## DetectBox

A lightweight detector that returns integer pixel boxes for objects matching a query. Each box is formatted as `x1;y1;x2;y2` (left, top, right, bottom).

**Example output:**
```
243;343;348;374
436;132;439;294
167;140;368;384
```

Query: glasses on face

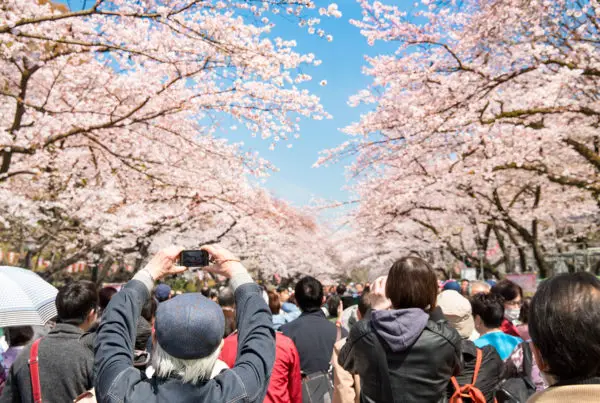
505;299;522;308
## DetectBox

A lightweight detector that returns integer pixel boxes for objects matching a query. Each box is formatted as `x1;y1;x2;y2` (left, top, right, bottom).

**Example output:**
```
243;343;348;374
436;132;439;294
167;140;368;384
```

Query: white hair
151;341;223;384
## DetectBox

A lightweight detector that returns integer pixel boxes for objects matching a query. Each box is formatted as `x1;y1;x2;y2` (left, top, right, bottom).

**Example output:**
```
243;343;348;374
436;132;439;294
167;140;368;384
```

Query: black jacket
448;340;503;402
281;309;347;374
338;308;462;403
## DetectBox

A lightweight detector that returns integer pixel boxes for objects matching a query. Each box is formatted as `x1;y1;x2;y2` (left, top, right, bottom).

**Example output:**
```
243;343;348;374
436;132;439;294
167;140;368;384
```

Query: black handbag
496;342;537;403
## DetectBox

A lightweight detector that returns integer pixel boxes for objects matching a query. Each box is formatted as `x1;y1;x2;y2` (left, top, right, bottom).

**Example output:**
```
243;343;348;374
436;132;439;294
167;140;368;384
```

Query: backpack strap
28;339;42;403
471;348;483;385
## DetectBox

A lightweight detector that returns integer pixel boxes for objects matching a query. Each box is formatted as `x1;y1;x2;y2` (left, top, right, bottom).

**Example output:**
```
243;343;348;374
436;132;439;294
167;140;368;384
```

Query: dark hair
386;257;438;311
336;284;347;296
201;287;210;298
56;280;98;325
529;272;600;381
267;290;281;314
357;292;387;318
98;286;118;311
218;287;235;307
141;296;157;322
326;295;341;317
471;293;505;329
223;309;236;338
491;279;523;302
295;276;323;312
208;289;218;300
519;297;531;325
6;326;34;347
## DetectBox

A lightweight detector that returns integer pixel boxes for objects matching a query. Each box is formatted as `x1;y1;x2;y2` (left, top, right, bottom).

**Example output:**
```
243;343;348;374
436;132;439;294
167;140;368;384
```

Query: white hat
437;290;475;339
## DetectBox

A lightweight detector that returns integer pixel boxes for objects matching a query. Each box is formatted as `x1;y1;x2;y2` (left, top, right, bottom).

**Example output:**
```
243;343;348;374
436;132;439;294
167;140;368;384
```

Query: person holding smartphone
93;245;275;403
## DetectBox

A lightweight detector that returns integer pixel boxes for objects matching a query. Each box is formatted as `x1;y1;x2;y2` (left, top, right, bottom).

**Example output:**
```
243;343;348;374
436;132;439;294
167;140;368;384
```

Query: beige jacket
331;338;361;403
527;384;600;402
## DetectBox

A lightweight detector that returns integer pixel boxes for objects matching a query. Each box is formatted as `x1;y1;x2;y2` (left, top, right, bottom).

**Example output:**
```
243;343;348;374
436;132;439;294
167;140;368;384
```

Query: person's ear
88;308;97;323
473;315;482;329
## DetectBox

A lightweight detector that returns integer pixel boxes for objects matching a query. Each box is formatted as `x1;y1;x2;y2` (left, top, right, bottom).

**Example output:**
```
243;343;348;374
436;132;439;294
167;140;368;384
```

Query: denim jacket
94;279;275;403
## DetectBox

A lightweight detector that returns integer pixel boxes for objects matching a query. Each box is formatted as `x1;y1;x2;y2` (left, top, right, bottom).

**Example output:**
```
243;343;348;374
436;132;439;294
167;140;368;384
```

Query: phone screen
179;250;210;267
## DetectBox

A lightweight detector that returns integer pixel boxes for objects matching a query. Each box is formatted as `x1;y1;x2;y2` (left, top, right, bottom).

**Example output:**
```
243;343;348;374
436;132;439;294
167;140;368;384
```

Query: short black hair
529;272;600;381
491;279;523;301
141;296;157;322
6;326;34;347
218;287;235;307
470;293;505;329
326;295;341;317
98;286;118;311
336;284;347;296
56;280;98;326
295;276;323;312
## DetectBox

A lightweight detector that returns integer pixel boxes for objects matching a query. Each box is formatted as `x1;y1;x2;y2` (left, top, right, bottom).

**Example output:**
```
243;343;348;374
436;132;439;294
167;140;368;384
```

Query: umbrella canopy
0;266;58;327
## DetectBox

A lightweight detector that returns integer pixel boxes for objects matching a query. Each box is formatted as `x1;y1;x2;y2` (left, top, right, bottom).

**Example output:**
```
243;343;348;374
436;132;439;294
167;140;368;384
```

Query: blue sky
59;1;397;212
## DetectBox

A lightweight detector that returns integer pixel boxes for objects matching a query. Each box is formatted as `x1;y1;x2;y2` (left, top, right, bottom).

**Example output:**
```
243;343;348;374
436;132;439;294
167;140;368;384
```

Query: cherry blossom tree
322;0;599;278
0;0;342;278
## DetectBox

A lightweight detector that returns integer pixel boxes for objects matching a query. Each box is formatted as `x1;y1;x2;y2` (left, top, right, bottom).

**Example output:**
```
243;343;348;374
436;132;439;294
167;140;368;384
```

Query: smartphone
179;250;210;267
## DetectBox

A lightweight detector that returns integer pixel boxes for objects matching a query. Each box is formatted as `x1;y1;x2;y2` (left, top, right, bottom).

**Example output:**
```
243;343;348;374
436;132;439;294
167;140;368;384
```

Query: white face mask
504;308;520;323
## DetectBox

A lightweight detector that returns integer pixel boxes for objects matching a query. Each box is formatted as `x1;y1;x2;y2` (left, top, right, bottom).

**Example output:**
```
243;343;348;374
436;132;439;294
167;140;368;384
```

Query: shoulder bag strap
471;348;483;385
29;339;43;403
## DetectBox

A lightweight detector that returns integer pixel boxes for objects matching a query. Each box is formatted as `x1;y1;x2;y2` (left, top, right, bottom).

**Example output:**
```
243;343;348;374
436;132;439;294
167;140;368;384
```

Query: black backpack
496;342;537;402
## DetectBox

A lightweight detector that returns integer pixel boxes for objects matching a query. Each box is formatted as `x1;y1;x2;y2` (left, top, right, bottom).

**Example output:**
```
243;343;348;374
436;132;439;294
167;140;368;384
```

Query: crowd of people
0;245;599;403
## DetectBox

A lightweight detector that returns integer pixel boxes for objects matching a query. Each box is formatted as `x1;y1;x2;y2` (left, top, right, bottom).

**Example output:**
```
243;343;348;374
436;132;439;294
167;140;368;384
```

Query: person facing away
338;257;462;403
490;280;523;338
219;303;302;403
437;290;503;403
527;272;600;402
0;326;34;396
0;281;98;403
471;293;523;361
280;276;348;403
93;245;275;403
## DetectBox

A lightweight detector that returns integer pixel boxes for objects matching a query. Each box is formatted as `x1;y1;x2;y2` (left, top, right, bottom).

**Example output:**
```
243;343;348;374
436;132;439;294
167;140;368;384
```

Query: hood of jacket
371;308;429;353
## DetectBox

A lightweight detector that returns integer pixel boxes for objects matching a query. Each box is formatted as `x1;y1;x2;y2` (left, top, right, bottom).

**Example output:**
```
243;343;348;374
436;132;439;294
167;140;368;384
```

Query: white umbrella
0;266;58;327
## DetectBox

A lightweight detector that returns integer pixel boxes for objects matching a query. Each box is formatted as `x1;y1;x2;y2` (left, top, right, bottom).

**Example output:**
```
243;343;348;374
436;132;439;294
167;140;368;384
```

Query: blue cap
443;280;461;292
155;293;225;359
155;284;171;301
486;280;497;287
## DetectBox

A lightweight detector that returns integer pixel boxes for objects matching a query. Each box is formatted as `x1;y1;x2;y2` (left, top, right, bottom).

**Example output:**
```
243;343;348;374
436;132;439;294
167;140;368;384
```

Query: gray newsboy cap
155;293;225;359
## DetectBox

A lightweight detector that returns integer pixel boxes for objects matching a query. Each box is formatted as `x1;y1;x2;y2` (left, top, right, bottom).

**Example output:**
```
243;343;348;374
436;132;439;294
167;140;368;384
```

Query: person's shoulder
275;332;294;346
527;384;600;403
425;318;461;346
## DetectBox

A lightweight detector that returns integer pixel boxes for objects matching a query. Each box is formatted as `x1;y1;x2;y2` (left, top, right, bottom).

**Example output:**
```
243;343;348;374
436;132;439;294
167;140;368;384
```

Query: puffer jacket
338;308;462;403
448;340;503;402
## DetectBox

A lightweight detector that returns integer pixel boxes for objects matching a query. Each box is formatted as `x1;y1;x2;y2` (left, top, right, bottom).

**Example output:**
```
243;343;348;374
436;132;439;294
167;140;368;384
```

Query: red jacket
220;331;302;403
501;318;521;338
